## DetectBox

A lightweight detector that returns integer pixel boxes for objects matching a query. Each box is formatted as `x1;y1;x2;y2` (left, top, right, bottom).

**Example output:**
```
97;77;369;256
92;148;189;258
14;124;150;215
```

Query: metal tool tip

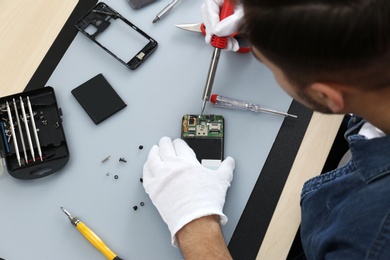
152;17;159;23
200;101;206;115
60;207;71;217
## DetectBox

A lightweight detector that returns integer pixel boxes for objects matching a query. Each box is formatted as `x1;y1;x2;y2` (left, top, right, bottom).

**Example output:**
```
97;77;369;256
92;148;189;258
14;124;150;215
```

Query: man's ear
309;83;345;113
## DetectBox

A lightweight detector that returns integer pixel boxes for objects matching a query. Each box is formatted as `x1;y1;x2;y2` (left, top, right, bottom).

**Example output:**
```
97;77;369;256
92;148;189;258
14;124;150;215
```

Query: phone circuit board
182;114;224;138
181;114;224;163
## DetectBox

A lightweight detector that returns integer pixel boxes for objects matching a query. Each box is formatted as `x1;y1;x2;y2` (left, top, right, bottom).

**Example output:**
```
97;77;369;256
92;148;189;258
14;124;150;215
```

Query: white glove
201;0;244;51
143;137;235;246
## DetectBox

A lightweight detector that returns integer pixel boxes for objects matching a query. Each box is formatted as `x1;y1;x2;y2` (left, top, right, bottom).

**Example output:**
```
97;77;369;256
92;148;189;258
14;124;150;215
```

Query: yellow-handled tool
60;207;123;260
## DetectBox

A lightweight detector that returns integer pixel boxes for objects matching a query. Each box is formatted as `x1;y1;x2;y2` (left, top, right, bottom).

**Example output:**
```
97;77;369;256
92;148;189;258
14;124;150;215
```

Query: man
143;0;390;259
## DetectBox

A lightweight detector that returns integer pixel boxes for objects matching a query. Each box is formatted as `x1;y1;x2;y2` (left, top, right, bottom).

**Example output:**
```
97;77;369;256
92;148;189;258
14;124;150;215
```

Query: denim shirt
300;116;390;259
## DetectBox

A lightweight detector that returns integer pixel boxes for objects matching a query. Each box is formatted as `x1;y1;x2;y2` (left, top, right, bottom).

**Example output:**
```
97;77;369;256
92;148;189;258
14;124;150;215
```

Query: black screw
133;206;138;210
119;157;127;163
140;178;143;183
140;202;145;206
114;175;118;179
138;145;144;150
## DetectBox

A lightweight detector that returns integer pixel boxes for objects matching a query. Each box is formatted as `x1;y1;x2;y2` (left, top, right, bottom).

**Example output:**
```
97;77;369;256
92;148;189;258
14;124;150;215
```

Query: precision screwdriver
201;0;235;115
60;207;123;260
152;0;180;23
210;94;298;118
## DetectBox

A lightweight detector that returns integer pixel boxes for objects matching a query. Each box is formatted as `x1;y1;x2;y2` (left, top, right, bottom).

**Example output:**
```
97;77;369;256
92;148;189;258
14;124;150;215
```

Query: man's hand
143;137;235;246
177;215;233;259
201;0;244;52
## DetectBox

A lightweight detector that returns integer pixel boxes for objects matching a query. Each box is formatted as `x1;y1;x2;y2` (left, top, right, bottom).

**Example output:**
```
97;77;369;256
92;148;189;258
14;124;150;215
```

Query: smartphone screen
181;114;224;169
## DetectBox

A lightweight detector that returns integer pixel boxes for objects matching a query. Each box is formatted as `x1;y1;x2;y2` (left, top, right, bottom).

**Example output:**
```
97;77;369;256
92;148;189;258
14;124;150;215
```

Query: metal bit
152;0;180;23
27;96;43;161
60;207;80;226
20;97;35;162
201;48;221;115
13;98;28;164
60;207;72;219
6;101;21;166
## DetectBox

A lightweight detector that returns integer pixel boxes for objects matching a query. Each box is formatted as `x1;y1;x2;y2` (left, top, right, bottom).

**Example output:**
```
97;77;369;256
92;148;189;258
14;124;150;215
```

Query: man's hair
241;0;390;90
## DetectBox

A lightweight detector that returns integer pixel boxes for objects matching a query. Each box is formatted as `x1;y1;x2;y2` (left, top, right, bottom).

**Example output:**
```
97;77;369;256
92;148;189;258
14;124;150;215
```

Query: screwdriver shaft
153;0;180;23
6;101;21;166
27;96;43;161
20;97;35;162
13;98;28;164
201;48;221;114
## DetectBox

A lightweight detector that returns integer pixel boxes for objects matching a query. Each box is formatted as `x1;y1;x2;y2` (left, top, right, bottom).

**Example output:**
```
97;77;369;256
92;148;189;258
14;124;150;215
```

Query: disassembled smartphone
181;114;224;168
128;0;156;9
75;2;158;70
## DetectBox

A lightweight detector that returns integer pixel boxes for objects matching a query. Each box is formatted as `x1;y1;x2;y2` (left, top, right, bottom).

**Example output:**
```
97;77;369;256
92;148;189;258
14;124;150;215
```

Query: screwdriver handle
210;0;235;49
76;221;121;260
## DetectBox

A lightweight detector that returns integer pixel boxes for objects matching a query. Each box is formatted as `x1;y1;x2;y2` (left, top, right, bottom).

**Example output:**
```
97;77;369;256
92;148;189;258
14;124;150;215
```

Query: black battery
0;87;69;179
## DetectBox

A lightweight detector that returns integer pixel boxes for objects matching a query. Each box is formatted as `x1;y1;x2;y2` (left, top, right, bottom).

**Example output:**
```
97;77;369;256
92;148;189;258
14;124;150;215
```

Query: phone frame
75;2;158;70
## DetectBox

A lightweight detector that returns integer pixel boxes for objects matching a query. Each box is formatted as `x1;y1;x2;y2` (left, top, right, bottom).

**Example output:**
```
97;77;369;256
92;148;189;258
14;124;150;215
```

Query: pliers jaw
175;23;251;53
175;23;206;35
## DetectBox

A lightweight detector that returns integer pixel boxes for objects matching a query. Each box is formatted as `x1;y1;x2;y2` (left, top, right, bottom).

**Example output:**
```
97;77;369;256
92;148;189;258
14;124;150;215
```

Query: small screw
119;157;127;163
133;206;138;210
101;155;111;163
106;172;110;176
140;178;143;183
114;175;118;179
138;145;144;150
140;202;144;206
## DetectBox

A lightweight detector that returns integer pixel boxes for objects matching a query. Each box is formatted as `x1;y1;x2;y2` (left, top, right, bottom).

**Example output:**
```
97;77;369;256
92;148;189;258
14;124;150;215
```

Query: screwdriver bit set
0;87;69;179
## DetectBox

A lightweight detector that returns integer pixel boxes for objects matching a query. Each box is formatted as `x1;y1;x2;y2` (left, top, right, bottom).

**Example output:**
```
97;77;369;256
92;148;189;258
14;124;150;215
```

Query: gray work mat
0;1;293;259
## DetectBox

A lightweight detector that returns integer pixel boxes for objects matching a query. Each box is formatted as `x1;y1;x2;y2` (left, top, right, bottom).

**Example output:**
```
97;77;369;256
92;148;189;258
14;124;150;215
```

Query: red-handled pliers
175;22;251;54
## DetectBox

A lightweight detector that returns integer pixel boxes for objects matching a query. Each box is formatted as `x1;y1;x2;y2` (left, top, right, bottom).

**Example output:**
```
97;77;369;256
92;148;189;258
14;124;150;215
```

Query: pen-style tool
13;98;28;164
201;0;235;115
60;207;123;260
27;96;43;161
6;101;21;166
20;97;35;162
152;0;180;23
210;94;298;119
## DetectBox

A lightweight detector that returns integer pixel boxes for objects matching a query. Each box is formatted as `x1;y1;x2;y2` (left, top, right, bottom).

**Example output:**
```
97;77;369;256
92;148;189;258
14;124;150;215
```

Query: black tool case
0;87;69;179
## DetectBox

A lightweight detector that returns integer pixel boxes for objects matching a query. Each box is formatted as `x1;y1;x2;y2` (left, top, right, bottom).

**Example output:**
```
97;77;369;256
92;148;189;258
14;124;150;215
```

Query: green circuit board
182;114;224;138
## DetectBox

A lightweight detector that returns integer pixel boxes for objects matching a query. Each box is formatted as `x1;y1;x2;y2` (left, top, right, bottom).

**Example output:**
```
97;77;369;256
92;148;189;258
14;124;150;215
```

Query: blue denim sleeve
367;210;390;259
300;116;390;260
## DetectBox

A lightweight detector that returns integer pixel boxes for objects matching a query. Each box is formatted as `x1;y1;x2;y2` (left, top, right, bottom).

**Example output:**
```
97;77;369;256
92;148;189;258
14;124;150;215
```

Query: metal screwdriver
201;0;235;115
60;207;123;260
152;0;180;23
